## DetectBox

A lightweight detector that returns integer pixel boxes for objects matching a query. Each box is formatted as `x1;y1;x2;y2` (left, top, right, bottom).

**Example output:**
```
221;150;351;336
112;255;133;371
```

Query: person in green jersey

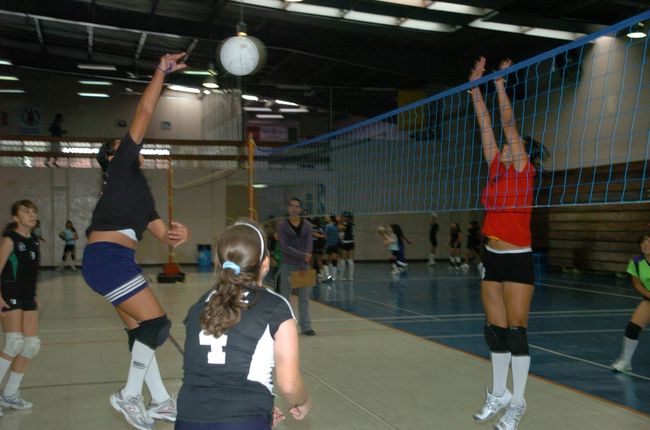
611;230;650;373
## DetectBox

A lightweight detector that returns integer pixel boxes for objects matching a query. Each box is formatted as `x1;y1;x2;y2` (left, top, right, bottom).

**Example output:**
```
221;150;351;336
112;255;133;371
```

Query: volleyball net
253;11;650;219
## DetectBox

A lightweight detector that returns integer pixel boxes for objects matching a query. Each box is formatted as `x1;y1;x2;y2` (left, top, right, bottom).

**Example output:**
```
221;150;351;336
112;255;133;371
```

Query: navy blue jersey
1;230;39;300
178;287;294;424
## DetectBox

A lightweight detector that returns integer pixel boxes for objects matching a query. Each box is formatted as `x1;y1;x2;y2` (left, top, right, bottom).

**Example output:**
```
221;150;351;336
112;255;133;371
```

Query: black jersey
177;287;295;424
1;231;39;300
429;223;439;245
87;133;159;241
342;222;354;243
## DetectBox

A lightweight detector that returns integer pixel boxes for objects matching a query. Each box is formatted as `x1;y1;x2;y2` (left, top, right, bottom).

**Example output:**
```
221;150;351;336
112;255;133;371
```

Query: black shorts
467;243;481;253
2;297;38;312
326;245;339;254
450;242;462;249
340;242;355;251
481;247;534;285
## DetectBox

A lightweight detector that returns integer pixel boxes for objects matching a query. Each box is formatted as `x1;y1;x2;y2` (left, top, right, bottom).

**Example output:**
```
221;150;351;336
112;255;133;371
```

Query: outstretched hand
158;52;187;75
289;400;311;420
498;58;513;71
168;221;191;247
468;56;486;82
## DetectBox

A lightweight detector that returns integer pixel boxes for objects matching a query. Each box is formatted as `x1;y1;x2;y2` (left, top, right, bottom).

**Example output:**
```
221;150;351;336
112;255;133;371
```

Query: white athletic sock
347;259;355;279
123;340;155;398
145;355;170;404
3;372;24;398
490;352;511;396
621;336;640;362
339;260;346;278
510;355;531;405
0;357;11;383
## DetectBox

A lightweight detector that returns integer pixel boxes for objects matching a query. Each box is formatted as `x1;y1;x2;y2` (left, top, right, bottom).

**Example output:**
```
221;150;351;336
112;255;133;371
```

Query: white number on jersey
199;330;228;364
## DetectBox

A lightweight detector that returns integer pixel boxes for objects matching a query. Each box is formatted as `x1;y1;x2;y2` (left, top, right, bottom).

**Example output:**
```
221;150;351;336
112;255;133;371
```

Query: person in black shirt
46;113;66;167
449;221;463;270
81;52;191;430
177;221;311;430
0;200;41;414
428;213;439;266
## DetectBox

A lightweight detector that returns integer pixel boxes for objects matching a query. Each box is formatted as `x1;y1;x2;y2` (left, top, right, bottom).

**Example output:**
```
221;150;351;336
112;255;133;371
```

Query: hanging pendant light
219;2;266;76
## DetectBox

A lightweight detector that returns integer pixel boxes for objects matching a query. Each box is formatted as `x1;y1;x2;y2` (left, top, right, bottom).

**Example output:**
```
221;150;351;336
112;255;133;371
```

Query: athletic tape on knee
625;321;642;340
3;332;24;357
484;324;508;352
20;336;41;358
507;326;529;356
132;315;171;350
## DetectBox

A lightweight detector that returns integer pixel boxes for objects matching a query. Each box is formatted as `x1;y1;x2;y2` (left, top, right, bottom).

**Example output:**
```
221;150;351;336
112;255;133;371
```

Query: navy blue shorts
175;416;270;430
82;242;148;306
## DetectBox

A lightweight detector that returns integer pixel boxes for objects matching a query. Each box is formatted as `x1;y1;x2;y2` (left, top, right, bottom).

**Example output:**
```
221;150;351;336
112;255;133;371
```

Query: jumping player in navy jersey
177;221;311;430
0;200;41;416
82;52;191;430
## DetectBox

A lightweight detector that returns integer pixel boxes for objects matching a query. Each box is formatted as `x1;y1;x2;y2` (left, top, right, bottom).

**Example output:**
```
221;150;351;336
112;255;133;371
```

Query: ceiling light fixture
0;76;18;81
244;107;273;112
167;85;201;94
275;99;298;106
0;60;13;66
627;22;646;39
182;70;213;75
242;94;259;101
0;89;25;93
202;74;219;89
77;64;117;71
77;92;110;98
279;107;309;113
78;80;113;85
256;114;284;119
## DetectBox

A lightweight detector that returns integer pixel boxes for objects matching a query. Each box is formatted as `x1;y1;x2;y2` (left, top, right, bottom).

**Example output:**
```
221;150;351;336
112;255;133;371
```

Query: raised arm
129;52;187;144
469;57;498;164
274;319;311;420
495;58;528;172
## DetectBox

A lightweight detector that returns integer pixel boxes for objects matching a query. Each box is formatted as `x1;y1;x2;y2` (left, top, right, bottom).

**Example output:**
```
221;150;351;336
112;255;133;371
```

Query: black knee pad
132;315;171;350
507;326;529;356
484;324;509;352
625;322;642;340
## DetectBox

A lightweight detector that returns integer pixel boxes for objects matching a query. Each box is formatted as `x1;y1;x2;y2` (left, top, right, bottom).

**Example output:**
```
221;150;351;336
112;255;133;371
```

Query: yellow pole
247;132;257;221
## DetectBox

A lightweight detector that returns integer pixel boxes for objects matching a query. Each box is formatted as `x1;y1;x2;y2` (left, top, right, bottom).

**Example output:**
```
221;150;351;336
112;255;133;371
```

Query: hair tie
222;261;240;275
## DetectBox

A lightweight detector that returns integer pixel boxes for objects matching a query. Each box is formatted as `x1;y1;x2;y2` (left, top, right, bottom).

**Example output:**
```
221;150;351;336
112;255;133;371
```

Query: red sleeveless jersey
481;156;535;247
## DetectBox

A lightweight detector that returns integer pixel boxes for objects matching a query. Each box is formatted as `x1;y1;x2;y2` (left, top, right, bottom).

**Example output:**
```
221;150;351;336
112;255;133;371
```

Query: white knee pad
3;332;24;357
20;336;41;359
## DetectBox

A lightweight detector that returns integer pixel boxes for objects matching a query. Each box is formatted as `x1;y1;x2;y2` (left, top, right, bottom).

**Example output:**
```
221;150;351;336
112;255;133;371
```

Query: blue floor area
311;262;650;416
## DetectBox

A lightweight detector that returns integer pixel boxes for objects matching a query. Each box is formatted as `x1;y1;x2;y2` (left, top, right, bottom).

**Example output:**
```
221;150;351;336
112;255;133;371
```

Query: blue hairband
222;261;240;275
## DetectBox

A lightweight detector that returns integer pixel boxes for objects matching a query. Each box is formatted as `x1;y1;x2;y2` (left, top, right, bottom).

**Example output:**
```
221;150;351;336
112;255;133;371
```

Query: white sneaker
611;357;632;373
147;396;177;422
0;392;33;410
495;400;526;430
110;391;154;430
473;389;512;422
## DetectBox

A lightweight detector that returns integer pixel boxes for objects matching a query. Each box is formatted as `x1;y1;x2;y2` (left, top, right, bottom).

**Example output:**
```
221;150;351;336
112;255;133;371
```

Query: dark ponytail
200;221;268;338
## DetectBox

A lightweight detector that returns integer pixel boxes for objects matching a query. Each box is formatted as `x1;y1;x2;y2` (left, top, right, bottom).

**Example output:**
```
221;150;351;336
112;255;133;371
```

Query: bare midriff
486;236;530;251
88;231;137;249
